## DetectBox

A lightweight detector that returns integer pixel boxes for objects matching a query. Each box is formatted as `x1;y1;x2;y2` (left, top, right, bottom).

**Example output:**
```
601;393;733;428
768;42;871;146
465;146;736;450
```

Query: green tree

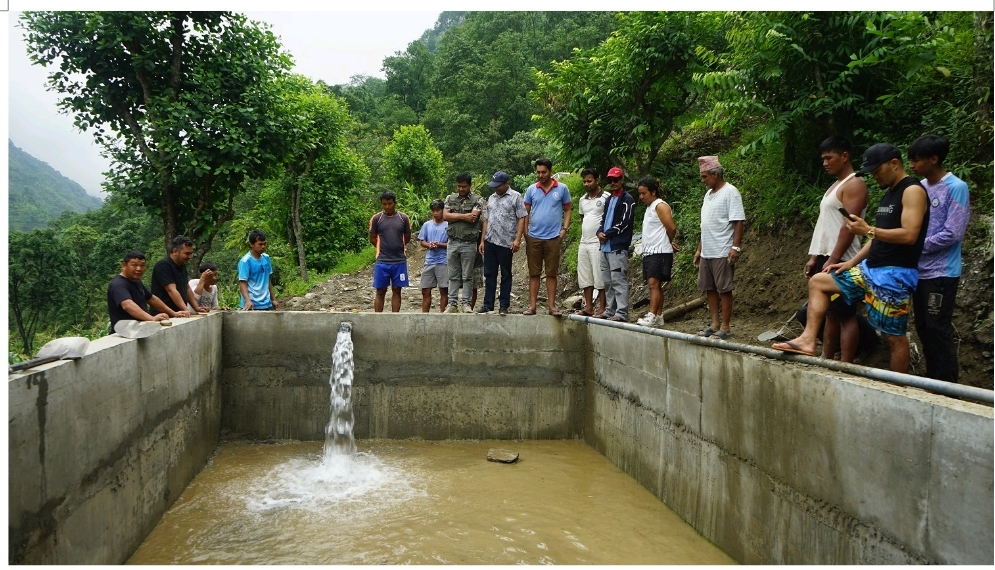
8;230;80;353
383;41;436;114
382;125;445;199
274;75;356;280
20;11;292;269
693;12;954;178
534;12;723;177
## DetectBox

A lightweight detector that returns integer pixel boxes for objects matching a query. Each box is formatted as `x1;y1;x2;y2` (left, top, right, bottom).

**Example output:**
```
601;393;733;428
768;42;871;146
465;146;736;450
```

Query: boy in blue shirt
238;230;278;310
418;199;449;312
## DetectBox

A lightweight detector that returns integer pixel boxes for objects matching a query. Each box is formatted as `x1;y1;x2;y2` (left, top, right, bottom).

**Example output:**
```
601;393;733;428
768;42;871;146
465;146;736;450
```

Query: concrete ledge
8;315;222;564
220;312;588;440
584;324;994;564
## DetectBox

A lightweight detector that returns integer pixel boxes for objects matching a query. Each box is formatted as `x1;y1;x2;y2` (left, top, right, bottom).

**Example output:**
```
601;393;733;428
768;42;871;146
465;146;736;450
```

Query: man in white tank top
804;136;868;361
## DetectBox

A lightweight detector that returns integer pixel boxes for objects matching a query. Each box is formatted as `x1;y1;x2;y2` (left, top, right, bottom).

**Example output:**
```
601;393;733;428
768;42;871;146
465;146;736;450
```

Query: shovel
114;320;170;339
9;336;90;373
757;313;799;342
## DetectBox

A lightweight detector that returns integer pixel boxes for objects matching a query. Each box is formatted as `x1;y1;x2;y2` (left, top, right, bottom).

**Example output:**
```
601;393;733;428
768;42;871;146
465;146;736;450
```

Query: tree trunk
291;181;308;281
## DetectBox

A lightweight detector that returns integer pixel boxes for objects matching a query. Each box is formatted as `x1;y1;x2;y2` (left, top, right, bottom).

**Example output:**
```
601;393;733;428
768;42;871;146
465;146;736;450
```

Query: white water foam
245;450;426;517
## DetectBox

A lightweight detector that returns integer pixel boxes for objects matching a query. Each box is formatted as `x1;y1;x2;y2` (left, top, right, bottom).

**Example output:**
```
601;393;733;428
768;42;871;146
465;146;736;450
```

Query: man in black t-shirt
107;250;187;328
774;143;929;373
150;235;197;316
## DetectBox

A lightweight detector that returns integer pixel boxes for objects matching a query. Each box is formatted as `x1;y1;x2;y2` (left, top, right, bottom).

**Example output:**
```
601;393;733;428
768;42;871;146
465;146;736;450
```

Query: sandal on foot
606;315;625;322
574;309;594;316
698;326;716;337
592;312;610;319
772;340;815;356
548;309;563;317
709;330;732;340
522;307;537;316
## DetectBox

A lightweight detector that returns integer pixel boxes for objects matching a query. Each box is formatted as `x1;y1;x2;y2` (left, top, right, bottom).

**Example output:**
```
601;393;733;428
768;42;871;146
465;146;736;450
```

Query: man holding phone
802;136;868;362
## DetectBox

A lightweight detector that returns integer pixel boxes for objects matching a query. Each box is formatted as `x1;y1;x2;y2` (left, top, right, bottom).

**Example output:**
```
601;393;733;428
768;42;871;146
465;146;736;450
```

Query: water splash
324;322;356;459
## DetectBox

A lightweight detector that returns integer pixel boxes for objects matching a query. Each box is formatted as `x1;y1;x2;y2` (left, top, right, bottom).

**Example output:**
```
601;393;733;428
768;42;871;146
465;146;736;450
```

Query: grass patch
331;246;377;275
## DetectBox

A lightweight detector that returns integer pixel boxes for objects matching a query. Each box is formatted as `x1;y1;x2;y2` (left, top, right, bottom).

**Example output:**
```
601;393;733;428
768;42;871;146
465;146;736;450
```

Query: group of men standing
775;134;969;383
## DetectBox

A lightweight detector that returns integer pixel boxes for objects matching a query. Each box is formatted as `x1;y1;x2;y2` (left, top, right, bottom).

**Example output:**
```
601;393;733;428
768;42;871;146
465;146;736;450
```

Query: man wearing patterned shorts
774;143;930;374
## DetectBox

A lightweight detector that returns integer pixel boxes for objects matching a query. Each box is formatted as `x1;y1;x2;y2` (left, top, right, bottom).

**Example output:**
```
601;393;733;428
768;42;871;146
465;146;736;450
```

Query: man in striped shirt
694;156;745;340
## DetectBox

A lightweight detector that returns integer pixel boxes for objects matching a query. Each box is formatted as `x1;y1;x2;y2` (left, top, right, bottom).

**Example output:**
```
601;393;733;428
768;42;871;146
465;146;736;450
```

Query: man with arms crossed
418;199;449;313
694;156;745;339
774;143;930;374
908;134;970;382
443;173;485;313
150;235;196;317
523;158;572;316
369;192;411;313
477;171;527;316
576;168;609;317
107;250;186;329
804;136;869;361
239;230;278;311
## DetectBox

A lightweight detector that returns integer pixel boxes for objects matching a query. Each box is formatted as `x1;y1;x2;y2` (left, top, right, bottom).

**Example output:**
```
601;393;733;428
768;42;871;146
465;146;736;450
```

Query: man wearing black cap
774;143;929;374
478;171;526;315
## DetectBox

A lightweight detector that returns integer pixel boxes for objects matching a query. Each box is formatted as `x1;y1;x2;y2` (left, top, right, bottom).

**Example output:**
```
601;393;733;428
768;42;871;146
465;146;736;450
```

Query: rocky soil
282;220;993;391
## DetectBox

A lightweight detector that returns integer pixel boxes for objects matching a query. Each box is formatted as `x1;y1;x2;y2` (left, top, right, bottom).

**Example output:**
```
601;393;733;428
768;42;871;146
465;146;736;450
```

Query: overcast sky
6;10;442;197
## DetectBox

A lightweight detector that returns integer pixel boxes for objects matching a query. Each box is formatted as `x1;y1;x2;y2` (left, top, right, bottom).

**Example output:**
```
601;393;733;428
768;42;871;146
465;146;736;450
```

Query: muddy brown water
129;439;734;565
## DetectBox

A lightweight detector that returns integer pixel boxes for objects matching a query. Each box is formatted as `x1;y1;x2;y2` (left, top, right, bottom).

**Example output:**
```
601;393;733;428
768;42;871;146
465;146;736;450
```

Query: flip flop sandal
548;309;564;317
772;340;815;356
574;309;594;316
606;315;625;322
522;307;537;316
709;330;733;340
698;326;716;337
592;312;611;319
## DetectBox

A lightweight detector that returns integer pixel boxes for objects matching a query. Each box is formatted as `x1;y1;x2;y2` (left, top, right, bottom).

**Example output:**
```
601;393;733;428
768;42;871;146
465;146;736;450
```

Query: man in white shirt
576;168;609;316
693;156;745;340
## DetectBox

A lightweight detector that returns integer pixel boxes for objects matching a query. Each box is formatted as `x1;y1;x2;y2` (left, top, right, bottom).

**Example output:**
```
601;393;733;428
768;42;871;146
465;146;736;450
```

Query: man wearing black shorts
804;136;869;361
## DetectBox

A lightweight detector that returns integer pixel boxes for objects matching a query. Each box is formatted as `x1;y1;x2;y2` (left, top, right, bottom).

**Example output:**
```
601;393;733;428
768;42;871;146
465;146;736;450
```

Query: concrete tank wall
8;312;992;565
220;312;588;440
583;325;994;565
8;315;222;564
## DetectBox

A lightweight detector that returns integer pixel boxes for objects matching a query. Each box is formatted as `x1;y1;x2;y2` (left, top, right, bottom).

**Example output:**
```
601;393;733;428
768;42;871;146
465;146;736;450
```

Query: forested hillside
8;139;102;231
9;11;993;388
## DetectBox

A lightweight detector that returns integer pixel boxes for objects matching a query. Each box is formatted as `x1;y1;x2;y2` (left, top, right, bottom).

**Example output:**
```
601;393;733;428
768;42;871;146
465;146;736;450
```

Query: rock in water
487;448;519;463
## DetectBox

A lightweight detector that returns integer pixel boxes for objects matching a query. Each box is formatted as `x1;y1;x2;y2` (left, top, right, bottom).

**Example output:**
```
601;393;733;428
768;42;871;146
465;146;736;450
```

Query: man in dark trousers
774;143;929;373
908;134;970;382
150;235;196;317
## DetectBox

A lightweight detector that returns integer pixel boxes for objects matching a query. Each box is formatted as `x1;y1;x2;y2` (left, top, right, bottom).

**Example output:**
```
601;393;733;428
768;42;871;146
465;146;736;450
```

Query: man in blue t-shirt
522;157;572;316
238;230;278;310
418;199;449;312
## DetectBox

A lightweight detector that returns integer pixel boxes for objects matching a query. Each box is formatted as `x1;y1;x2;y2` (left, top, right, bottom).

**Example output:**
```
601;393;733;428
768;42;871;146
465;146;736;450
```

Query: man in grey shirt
477;171;526;315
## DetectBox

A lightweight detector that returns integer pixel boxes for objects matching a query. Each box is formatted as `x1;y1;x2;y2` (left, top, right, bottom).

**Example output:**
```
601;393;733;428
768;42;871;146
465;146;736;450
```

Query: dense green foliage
21;11;293;265
10;10;992;359
8;140;102;231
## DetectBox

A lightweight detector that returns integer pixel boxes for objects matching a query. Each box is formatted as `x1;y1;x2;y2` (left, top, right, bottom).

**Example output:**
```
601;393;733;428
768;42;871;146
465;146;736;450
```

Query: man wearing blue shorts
774;143;929;374
369;191;411;313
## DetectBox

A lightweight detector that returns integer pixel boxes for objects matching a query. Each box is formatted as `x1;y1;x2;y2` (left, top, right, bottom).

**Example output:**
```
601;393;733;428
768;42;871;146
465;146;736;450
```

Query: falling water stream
324;321;356;459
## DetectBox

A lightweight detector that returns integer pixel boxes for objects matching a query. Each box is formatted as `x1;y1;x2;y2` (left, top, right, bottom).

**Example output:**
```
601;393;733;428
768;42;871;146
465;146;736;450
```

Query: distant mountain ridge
8;139;103;231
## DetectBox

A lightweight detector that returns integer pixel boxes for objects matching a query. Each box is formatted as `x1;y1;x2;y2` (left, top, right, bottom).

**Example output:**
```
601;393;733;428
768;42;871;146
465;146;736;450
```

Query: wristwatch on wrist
866;227;876;240
731;246;742;253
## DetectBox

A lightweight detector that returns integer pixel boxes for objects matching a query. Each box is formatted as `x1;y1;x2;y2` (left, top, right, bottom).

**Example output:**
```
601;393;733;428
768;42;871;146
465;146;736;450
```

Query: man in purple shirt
908;135;970;382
